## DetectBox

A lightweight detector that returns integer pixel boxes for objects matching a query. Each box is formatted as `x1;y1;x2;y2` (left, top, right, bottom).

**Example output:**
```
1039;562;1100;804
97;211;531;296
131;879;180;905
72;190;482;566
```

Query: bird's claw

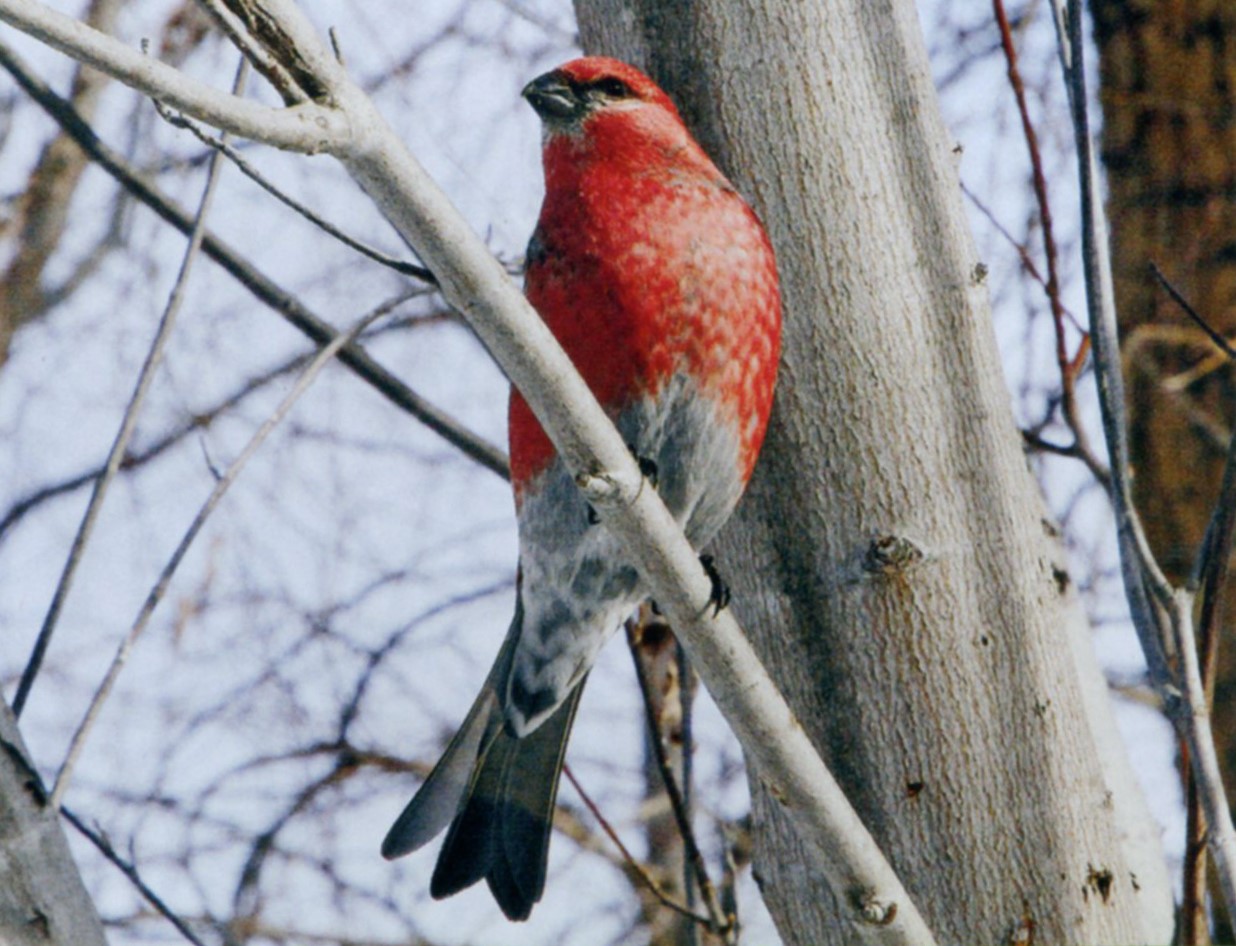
700;554;730;615
638;456;659;489
626;443;659;490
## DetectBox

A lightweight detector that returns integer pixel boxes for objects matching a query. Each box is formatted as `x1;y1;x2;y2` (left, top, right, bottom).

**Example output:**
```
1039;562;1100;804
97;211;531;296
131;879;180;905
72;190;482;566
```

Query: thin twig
49;293;395;809
992;0;1091;458
1150;262;1236;362
62;806;210;946
0;303;434;544
561;764;715;927
963;183;1049;292
1054;0;1175;683
152;98;433;281
0;38;509;480
962;182;1086;335
13;60;245;719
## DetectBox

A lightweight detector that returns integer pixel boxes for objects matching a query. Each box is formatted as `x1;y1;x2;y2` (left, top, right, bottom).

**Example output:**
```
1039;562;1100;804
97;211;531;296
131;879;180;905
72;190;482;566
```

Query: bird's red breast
510;58;780;503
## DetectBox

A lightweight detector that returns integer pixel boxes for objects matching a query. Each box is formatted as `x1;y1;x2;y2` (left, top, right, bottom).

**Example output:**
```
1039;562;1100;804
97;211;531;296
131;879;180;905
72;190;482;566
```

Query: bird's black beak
522;71;584;122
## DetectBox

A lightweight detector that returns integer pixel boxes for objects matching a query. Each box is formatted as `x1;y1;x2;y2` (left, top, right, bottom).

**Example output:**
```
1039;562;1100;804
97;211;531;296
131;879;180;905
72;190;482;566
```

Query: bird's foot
626;443;659;490
699;554;730;615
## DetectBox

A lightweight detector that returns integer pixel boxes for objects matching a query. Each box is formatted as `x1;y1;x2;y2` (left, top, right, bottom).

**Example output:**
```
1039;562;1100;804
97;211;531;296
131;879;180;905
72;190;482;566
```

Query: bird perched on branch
382;56;781;921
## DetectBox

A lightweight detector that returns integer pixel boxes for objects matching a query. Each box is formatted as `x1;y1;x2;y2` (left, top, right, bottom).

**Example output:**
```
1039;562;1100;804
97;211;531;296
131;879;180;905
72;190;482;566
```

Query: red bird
382;56;781;920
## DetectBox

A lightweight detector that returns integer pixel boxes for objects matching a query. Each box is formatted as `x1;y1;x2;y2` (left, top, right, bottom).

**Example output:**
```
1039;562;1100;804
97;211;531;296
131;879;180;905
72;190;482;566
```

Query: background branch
13;59;241;718
0;36;509;479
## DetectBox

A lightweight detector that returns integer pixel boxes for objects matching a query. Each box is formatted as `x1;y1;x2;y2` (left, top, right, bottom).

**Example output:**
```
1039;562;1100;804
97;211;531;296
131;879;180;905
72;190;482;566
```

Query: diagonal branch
13;59;242;718
62;806;209;946
0;37;508;480
50;294;396;810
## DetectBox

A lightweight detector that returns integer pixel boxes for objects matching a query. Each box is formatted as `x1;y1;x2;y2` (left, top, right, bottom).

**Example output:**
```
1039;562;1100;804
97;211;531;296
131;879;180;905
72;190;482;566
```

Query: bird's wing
380;616;518;859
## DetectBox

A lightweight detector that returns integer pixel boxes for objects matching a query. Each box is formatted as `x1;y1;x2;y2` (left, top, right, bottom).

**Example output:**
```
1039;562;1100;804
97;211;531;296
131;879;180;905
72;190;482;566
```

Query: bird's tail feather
430;680;584;920
381;596;586;920
381;621;519;859
380;684;503;859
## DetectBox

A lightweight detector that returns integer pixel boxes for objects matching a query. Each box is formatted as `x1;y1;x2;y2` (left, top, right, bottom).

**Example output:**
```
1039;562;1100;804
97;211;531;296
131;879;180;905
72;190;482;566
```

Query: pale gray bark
575;1;1174;943
0;701;107;946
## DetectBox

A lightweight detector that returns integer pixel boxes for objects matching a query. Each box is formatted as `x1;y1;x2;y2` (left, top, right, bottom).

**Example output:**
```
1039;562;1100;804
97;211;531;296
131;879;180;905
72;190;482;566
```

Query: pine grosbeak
383;56;781;921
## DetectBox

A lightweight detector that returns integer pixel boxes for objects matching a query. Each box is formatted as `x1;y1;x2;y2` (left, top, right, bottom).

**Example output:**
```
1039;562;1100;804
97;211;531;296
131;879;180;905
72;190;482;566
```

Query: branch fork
575;465;646;510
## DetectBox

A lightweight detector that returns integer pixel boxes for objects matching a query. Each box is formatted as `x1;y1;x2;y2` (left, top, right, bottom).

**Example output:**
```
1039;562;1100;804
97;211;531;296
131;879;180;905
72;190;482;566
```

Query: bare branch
49;293;394;809
13;60;242;719
1055;0;1175;681
992;0;1092;461
61;806;210;946
1150;262;1236;363
628;611;733;942
151;101;433;280
0;38;508;479
562;764;714;928
0;0;343;150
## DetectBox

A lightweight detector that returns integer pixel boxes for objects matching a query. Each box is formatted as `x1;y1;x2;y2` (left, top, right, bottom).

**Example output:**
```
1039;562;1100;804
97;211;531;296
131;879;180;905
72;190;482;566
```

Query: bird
381;56;781;922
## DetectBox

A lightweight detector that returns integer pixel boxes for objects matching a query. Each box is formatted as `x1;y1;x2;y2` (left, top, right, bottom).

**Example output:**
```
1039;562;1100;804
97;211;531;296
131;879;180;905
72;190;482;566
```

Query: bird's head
522;57;682;136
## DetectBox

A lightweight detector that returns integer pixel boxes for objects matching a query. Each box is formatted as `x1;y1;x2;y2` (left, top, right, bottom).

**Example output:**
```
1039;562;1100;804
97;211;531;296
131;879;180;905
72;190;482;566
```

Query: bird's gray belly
505;375;742;735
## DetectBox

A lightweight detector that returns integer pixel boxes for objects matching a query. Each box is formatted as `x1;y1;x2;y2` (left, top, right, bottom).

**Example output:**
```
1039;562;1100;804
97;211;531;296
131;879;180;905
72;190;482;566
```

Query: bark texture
575;0;1172;943
0;701;108;946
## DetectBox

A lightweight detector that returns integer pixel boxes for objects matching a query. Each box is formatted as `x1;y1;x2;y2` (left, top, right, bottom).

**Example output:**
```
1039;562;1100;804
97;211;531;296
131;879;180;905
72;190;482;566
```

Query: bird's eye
592;77;632;99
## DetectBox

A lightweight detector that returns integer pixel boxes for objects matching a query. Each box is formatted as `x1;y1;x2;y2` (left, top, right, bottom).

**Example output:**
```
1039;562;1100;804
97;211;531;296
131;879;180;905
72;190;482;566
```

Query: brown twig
1180;737;1209;946
962;182;1083;335
561;764;714;928
992;0;1095;463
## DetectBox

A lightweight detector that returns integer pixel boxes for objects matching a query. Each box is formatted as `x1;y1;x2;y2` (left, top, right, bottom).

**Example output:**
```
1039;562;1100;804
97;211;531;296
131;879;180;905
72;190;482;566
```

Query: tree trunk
0;700;108;946
1091;1;1236;938
0;0;124;366
575;0;1174;942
